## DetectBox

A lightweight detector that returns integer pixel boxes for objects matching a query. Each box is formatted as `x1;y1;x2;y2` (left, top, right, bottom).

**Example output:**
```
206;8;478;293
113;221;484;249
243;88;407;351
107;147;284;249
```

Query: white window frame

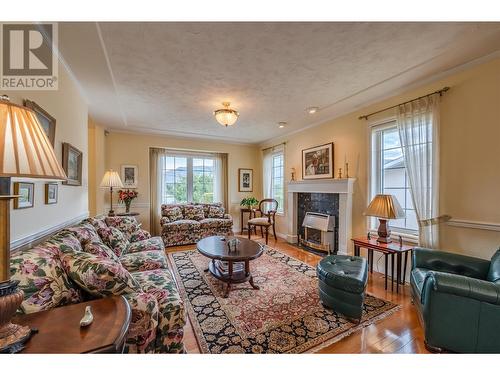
162;153;216;204
271;149;285;215
368;117;419;243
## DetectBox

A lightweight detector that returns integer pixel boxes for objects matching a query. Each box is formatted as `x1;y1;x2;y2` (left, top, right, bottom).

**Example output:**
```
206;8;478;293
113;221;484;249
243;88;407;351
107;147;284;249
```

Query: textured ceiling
58;22;500;144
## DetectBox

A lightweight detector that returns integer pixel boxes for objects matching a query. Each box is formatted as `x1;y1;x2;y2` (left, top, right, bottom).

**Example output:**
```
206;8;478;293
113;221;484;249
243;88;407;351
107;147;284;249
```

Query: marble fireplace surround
287;178;355;255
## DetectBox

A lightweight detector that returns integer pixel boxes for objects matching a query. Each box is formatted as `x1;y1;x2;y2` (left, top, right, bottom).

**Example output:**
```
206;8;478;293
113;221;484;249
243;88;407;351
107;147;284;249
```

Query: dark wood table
240;208;255;235
197;235;264;297
352;237;414;293
12;296;131;353
116;212;140;217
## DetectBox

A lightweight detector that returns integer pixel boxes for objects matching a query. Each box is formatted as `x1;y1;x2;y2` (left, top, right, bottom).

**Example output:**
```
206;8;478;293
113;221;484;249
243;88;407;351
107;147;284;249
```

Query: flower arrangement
240;197;259;209
118;189;138;213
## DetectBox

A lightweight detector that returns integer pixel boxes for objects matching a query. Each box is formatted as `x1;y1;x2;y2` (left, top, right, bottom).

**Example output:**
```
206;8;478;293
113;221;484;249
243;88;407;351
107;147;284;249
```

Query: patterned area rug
170;247;400;353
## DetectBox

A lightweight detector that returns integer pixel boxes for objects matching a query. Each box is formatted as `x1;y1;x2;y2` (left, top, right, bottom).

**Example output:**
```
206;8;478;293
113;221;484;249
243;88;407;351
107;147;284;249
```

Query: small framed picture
62;142;83;186
24;99;56;147
13;182;35;209
238;168;253;192
121;165;138;188
45;183;58;205
302;142;334;180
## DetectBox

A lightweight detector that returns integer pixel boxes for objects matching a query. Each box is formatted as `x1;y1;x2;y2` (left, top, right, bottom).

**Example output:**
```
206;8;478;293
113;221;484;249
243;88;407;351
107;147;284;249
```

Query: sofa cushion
183;205;205;221
130;229;151;243
83;216;108;231
487;248;500;283
98;227;130;257
131;269;186;352
64;223;102;245
127;237;165;253
120;251;169;273
82;240;119;262
163;206;183;222
207;205;225;218
61;251;141;298
200;218;232;229
163;219;201;231
105;216;140;241
10;242;82;314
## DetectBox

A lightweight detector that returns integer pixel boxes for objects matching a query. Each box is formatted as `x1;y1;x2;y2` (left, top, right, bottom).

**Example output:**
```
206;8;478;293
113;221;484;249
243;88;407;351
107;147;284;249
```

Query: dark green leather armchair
411;247;500;353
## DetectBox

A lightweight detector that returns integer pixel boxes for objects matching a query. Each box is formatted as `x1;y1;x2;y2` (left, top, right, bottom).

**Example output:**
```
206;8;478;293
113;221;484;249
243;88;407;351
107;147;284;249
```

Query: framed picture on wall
24;100;56;147
121;165;138;188
13;182;35;209
62;142;83;186
45;183;58;204
302;142;334;180
238;168;253;192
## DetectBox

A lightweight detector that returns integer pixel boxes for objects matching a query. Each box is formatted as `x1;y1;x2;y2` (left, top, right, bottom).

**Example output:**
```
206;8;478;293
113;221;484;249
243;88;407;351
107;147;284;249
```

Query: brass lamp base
0;281;33;353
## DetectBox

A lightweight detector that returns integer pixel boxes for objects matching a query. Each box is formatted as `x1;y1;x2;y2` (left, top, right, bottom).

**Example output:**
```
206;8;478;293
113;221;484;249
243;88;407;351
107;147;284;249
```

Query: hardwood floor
166;234;429;354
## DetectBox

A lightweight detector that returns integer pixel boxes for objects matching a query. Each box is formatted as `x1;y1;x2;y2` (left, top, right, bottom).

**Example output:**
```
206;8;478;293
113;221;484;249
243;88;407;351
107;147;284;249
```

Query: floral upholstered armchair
10;215;186;354
161;203;233;246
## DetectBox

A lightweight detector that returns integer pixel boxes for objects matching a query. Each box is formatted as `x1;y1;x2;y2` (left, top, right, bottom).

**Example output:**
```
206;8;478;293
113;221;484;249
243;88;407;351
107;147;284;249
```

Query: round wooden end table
197;236;264;298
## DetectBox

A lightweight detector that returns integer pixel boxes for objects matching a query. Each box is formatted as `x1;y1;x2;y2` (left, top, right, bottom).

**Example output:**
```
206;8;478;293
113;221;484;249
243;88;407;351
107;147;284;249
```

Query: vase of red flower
118;189;138;213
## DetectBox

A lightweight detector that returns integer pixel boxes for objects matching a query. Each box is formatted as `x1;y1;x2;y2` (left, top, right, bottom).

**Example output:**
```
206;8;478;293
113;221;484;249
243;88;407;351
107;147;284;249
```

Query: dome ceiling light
306;106;319;114
278;121;287;129
214;102;239;127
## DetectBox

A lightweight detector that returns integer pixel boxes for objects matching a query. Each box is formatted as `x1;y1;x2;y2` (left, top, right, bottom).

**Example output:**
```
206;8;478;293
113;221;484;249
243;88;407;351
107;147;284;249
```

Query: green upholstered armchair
411;247;500;353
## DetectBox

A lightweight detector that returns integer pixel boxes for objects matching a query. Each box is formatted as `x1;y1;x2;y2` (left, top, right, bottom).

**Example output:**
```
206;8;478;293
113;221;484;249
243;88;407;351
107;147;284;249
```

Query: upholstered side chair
247;199;278;245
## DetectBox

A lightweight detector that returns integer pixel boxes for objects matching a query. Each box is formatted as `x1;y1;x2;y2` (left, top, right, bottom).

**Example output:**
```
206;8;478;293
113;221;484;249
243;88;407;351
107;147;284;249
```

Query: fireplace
299;212;336;254
287;178;355;255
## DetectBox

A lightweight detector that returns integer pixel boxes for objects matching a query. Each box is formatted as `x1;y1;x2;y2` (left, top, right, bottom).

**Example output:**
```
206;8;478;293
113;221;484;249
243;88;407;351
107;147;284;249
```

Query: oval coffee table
197;236;265;297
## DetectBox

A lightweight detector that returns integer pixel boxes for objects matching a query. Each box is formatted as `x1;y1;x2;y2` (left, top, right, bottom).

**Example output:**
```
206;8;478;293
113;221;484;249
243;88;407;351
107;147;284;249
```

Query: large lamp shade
365;194;405;243
0;100;66;179
0;96;67;352
100;170;123;216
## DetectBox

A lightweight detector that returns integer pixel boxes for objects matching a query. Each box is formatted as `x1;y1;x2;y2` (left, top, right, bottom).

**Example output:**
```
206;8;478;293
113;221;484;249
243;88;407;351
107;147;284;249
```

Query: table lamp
365;194;405;243
0;95;67;353
100;170;123;216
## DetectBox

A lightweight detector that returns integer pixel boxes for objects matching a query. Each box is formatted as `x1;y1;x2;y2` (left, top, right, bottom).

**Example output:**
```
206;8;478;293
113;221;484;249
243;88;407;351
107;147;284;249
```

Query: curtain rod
358;87;450;121
261;141;287;152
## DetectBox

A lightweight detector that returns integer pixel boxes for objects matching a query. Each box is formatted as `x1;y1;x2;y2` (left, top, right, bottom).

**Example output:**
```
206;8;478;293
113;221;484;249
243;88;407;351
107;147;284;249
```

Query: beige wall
9;64;89;246
105;132;262;232
88;117;107;216
262;57;500;260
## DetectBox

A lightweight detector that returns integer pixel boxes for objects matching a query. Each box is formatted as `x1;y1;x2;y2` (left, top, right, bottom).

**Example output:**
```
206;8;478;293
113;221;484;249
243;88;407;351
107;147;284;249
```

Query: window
271;151;284;214
370;121;418;234
161;154;215;204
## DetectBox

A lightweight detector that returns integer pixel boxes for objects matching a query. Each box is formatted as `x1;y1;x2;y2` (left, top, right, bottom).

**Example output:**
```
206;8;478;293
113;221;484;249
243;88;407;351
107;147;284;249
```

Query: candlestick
345;162;349;178
338;168;342;179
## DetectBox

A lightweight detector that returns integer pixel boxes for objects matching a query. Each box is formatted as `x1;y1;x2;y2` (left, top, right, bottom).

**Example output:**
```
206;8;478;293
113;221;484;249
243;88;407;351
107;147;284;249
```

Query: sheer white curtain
262;147;273;199
396;94;440;248
213;153;228;210
149;147;168;236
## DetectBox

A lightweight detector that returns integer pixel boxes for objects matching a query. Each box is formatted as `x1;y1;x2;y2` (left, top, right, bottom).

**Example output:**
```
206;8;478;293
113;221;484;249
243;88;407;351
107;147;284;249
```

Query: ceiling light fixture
278;121;287;129
214;102;239;127
306;106;319;114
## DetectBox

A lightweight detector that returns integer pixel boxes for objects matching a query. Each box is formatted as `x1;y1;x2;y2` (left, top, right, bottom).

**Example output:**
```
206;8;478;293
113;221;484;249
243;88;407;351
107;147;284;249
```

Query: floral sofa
161;203;233;246
10;215;186;354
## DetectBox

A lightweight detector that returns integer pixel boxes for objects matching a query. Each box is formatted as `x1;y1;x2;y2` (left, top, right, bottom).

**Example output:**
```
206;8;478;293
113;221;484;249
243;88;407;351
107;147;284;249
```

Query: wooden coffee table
197;236;264;297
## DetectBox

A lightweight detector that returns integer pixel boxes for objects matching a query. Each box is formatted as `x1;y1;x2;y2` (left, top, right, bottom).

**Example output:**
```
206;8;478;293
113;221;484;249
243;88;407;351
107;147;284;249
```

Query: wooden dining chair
247;199;278;245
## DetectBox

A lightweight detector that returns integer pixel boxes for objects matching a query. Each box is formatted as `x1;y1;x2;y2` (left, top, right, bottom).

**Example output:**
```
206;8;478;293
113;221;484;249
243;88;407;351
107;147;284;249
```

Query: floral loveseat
161;203;233;246
10;215;185;354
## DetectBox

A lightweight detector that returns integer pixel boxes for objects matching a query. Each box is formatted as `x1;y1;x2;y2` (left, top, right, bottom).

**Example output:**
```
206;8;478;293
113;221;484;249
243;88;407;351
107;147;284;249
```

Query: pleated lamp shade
0;99;67;179
365;194;405;219
100;170;123;188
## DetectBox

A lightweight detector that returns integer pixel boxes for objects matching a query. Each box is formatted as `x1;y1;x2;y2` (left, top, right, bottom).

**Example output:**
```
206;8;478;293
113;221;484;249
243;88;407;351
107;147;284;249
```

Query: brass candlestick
345;162;349;178
338;168;342;179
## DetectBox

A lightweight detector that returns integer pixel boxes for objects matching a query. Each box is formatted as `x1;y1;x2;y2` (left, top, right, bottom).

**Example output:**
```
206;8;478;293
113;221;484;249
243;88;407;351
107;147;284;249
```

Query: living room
2;1;500;373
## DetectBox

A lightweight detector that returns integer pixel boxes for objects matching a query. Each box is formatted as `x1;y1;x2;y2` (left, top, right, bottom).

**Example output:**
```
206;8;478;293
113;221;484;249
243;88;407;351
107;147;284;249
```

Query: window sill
368;229;419;245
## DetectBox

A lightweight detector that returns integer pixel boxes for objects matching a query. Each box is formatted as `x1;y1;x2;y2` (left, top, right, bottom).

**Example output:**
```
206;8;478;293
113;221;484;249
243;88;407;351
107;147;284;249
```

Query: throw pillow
82;240;120;262
208;205;225;219
64;223;102;245
105;216;140;240
61;251;141;298
129;229;152;243
97;227;130;257
163;206;183;222
84;216;108;231
184;205;205;221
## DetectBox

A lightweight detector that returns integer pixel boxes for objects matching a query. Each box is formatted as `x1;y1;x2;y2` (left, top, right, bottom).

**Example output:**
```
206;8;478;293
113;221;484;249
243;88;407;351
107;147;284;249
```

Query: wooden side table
12;296;131;353
240;208;255;235
351;237;414;293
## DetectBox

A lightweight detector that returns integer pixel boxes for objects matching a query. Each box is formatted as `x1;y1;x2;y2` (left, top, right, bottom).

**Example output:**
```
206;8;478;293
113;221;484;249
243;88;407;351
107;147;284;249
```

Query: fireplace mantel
287;178;356;254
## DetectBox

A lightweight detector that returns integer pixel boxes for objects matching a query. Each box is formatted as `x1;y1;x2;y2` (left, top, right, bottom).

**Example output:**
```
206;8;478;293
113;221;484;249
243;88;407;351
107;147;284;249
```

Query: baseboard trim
11;212;89;251
447;219;500;232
